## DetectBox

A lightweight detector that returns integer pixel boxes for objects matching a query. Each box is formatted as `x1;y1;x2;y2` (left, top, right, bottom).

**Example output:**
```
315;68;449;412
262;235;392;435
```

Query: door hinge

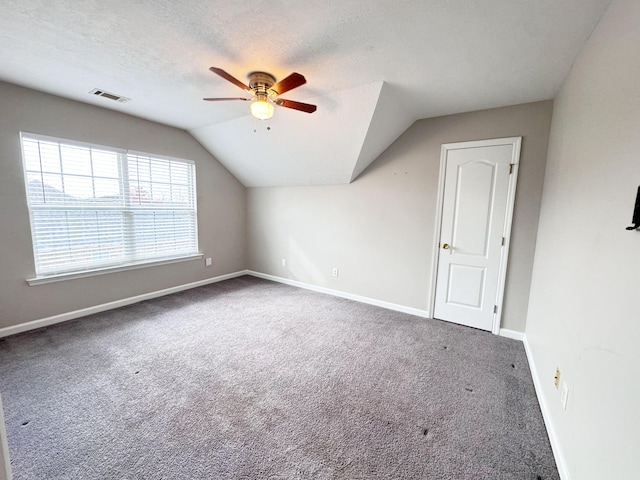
501;237;505;246
493;305;498;314
509;164;515;174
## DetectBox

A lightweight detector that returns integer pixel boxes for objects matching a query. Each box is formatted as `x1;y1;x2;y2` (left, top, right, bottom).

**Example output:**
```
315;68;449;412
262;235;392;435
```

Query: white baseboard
0;395;11;480
0;270;248;339
1;269;428;338
247;271;430;319
498;328;525;341
523;335;571;480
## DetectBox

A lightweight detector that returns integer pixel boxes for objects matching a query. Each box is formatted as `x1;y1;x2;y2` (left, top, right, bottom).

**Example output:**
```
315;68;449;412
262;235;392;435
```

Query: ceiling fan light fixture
205;67;316;118
250;97;274;120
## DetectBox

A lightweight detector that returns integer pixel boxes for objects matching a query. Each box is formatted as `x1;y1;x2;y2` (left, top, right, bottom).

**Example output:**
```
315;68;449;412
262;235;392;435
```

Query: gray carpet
0;275;558;479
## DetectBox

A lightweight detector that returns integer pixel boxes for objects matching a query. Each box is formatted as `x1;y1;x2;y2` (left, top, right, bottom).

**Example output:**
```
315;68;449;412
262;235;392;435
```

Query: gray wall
0;81;246;329
247;100;553;332
526;0;640;478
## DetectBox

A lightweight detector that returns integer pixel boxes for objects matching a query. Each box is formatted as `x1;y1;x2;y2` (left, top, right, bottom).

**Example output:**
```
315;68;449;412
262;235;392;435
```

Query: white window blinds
21;133;198;277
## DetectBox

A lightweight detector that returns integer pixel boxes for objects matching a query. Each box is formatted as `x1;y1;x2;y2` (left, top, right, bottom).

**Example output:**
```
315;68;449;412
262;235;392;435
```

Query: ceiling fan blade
270;73;306;96
209;67;250;92
203;97;251;101
275;98;317;113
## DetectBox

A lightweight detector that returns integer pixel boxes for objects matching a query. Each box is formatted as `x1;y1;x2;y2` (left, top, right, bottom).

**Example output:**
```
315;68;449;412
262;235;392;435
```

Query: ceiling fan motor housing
248;71;276;96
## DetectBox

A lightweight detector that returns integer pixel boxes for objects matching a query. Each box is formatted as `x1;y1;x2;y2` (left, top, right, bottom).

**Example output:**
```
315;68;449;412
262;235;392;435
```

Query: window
21;133;198;279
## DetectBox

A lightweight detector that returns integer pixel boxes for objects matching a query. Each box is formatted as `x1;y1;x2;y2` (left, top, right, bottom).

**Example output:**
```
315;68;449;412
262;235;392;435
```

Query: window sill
26;254;204;286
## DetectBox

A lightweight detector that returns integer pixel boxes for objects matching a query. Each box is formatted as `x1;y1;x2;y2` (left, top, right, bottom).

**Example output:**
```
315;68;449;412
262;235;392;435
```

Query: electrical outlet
281;258;286;267
554;367;561;388
205;257;212;267
332;268;339;277
560;382;569;410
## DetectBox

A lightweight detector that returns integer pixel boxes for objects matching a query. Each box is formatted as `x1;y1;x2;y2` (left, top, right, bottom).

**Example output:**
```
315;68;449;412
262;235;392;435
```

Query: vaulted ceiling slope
0;1;611;187
192;82;413;186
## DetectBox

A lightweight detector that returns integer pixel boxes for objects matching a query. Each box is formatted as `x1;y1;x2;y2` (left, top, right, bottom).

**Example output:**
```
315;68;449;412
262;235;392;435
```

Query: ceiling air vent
89;88;131;103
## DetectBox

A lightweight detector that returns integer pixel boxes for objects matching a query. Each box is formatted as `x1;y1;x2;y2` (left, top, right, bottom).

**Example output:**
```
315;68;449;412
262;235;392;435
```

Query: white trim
26;254;204;285
0;395;11;480
429;137;522;335
4;269;430;339
498;328;525;341
247;271;430;319
428;143;448;323
0;270;248;339
492;137;522;334
523;335;571;480
20;131;127;154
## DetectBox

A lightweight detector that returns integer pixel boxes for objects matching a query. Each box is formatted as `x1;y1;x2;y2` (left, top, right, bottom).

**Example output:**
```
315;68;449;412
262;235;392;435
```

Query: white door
433;138;521;332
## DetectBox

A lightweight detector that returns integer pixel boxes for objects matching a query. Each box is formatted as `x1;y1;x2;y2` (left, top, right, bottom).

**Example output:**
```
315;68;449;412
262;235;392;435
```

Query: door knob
442;243;450;249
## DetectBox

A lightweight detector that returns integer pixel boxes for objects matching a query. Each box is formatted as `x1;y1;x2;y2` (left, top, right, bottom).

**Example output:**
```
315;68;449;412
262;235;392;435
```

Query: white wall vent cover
89;88;130;103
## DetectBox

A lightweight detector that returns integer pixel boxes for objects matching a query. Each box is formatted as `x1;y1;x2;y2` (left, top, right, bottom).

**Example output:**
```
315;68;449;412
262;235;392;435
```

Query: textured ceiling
0;0;611;186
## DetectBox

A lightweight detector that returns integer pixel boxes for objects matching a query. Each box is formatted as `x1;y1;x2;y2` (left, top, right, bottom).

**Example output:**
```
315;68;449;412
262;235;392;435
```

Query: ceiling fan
204;67;317;120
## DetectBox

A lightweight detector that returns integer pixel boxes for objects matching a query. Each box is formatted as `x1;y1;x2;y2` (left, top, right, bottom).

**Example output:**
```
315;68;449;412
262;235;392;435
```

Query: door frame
428;137;522;334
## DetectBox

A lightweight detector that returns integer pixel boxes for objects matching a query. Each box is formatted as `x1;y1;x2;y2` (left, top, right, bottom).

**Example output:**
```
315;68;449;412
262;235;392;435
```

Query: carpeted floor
0;275;558;479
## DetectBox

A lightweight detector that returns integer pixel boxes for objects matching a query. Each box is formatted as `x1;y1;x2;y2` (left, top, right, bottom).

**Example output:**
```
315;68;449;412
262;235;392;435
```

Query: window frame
20;132;201;285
